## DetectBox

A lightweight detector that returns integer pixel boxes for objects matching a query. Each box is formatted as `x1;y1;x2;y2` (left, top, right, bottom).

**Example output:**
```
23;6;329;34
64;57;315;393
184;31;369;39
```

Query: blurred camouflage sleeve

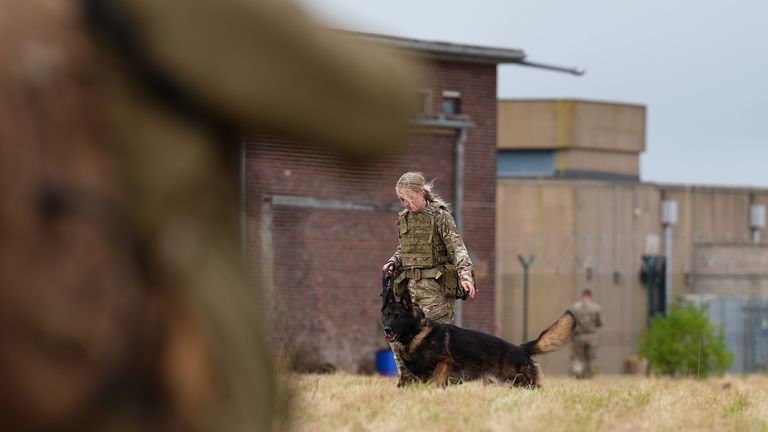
388;245;403;268
437;210;474;284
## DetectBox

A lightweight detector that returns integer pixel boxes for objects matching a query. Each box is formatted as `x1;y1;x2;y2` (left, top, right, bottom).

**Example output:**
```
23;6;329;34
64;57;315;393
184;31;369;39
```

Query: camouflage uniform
570;298;602;378
387;201;474;384
389;201;474;324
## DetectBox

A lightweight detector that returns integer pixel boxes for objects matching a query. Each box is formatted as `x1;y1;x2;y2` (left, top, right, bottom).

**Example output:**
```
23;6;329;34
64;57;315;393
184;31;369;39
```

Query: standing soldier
571;289;603;379
382;172;476;384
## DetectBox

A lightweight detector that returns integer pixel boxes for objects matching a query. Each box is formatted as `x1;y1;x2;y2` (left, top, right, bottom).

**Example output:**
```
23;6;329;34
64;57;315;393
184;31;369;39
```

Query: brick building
242;34;554;371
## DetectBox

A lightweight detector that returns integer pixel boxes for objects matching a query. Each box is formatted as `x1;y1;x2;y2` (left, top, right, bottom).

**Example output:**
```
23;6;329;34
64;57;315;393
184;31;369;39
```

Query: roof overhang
353;32;584;75
355;32;525;64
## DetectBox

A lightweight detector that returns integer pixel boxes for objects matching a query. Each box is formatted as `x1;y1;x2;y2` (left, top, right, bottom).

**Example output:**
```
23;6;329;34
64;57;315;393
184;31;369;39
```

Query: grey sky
297;0;768;188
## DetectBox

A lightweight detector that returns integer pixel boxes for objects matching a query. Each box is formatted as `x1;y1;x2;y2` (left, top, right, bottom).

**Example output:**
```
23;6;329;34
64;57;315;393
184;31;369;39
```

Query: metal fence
687;295;768;373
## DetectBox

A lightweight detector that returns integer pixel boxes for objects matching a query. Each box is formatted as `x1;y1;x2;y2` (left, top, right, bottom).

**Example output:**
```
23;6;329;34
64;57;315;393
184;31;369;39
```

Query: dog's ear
400;288;413;310
411;302;425;320
383;286;396;305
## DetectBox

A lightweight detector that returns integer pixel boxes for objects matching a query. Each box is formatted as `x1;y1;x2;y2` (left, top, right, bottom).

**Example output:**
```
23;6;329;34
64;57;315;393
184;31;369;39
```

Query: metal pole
664;224;672;315
661;199;677;315
523;265;528;341
517;254;534;341
646;257;654;326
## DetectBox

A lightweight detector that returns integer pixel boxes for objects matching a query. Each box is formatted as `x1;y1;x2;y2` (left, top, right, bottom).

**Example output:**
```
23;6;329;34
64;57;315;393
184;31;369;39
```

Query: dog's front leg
429;361;452;387
396;373;419;387
395;363;420;387
391;347;420;387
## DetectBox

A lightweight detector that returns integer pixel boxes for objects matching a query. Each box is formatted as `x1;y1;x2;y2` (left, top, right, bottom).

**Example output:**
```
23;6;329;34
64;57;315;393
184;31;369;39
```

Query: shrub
638;300;733;377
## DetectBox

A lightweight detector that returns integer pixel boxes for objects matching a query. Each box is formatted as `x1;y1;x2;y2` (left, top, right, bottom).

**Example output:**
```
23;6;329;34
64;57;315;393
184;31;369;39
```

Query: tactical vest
573;301;601;334
398;203;450;269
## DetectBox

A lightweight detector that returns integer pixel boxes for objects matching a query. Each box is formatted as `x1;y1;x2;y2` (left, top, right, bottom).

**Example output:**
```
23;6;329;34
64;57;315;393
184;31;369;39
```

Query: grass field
286;373;768;431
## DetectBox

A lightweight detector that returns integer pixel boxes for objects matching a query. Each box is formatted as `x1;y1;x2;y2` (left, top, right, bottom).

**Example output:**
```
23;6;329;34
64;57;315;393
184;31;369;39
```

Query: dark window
442;98;461;114
497;150;555;177
441;90;461;114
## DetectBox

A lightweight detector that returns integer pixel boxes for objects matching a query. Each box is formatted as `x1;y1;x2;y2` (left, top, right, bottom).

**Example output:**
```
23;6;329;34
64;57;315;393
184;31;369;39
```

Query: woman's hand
382;261;395;276
462;280;476;299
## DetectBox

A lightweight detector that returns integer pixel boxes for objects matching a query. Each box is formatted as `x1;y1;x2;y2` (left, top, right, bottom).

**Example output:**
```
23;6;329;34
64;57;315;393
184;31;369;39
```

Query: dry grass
285;373;768;432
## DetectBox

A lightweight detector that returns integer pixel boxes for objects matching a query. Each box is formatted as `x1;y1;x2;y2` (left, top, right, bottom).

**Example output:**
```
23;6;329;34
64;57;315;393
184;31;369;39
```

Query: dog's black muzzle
383;327;396;343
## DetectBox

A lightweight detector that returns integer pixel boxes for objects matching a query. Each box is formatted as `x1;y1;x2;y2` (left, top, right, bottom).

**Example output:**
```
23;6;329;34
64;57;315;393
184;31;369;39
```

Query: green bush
638;300;733;377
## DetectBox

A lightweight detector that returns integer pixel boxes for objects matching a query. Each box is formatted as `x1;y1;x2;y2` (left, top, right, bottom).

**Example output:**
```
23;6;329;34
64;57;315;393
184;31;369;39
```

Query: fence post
517;254;535;342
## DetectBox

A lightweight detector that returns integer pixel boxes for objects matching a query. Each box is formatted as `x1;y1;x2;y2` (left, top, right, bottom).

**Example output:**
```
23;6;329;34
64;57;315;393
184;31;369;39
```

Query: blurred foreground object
0;0;419;430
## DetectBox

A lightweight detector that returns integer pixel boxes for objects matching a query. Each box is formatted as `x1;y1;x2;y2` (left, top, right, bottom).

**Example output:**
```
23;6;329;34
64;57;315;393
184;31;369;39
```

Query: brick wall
243;60;497;371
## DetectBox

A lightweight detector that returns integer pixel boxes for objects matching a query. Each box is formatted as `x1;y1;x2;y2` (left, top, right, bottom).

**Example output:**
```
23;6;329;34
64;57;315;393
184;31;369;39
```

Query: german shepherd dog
381;282;575;387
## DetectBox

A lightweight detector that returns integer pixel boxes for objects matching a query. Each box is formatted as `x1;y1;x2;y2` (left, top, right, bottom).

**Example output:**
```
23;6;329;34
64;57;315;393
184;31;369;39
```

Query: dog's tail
522;310;576;356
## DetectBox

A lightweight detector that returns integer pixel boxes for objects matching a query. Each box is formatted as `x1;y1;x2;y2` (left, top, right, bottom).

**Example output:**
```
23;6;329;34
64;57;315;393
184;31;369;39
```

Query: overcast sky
297;0;768;188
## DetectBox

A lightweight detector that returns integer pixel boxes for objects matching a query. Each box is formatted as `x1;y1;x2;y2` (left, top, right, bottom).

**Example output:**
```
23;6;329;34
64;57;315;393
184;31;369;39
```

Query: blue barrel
375;349;398;376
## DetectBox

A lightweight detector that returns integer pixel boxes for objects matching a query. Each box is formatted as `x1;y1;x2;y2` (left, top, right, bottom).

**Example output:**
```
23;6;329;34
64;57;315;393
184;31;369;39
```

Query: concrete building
497;99;768;374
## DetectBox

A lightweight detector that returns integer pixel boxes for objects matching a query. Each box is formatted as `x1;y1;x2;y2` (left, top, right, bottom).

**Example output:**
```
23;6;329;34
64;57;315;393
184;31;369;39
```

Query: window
441;90;461;114
497;150;555;177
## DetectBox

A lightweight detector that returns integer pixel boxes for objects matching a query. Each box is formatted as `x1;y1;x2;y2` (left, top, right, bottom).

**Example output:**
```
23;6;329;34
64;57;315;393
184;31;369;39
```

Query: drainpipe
454;126;468;327
412;117;474;327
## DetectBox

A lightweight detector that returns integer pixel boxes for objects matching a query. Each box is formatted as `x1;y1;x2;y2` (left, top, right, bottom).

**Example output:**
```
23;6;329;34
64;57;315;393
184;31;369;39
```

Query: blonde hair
396;171;450;209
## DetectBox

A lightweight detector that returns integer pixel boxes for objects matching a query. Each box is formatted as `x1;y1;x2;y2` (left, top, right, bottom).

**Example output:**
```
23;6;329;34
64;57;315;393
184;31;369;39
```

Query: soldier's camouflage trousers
410;278;456;324
570;333;598;379
391;278;455;385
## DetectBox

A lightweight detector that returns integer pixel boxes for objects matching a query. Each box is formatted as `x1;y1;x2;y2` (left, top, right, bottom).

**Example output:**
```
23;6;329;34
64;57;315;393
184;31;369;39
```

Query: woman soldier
382;172;476;325
382;172;476;384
